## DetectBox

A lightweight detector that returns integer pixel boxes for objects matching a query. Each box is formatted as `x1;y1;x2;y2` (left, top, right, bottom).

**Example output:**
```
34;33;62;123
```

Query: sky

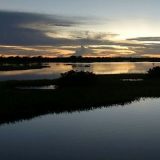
1;0;160;57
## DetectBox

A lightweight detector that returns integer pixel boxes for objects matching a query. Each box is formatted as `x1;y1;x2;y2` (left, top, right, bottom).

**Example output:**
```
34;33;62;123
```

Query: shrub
148;66;160;77
56;70;96;86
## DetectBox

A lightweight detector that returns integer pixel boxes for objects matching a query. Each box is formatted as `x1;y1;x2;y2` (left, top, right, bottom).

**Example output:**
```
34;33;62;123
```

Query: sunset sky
1;0;160;57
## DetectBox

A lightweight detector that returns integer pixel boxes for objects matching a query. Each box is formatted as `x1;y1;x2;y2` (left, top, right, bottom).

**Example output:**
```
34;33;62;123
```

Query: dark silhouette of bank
0;68;160;125
2;56;160;64
0;62;49;71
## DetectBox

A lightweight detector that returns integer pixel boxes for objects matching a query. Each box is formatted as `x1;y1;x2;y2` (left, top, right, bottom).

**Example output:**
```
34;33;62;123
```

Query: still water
1;98;160;160
0;62;159;81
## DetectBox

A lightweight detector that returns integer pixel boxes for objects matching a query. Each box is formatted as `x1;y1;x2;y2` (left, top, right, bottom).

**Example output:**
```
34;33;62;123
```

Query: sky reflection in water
0;98;160;160
0;62;159;81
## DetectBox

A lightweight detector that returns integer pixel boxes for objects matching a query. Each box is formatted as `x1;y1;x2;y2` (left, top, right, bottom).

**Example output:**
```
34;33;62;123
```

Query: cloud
0;11;123;48
0;45;73;57
74;46;94;56
131;43;160;56
72;31;119;40
0;11;88;46
2;11;160;57
0;11;145;47
128;37;160;41
125;37;160;56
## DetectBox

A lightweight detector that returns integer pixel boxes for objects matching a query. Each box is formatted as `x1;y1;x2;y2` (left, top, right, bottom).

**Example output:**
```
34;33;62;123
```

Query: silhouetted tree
148;66;160;77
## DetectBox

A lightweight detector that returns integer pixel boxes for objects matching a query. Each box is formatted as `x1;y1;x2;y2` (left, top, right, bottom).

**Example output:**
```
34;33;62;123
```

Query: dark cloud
72;31;119;40
131;43;160;56
0;11;145;48
128;37;160;41
0;11;120;48
74;46;94;56
0;11;85;46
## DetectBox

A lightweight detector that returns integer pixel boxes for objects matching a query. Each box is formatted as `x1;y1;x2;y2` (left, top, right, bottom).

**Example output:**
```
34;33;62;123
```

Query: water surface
17;85;56;90
1;98;160;160
0;62;159;81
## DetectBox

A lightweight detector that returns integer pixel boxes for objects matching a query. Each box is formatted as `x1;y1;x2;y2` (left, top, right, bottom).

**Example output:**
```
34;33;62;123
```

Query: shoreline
2;57;160;63
0;63;49;71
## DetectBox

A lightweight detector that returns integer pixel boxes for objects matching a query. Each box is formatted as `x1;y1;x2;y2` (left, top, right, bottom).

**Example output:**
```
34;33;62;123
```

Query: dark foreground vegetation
148;66;160;77
57;70;96;86
1;67;160;125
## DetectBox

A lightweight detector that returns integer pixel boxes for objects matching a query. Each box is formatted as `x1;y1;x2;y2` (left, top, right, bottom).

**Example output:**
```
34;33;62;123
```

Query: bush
56;70;96;86
148;66;160;77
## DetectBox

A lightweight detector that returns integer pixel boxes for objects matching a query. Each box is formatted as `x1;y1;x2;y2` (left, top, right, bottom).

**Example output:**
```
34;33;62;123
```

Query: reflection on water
0;63;72;81
1;98;160;160
122;79;143;82
0;62;159;81
17;85;56;90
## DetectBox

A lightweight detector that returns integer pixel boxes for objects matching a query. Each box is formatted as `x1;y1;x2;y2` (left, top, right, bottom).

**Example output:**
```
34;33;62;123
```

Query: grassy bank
1;73;160;124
